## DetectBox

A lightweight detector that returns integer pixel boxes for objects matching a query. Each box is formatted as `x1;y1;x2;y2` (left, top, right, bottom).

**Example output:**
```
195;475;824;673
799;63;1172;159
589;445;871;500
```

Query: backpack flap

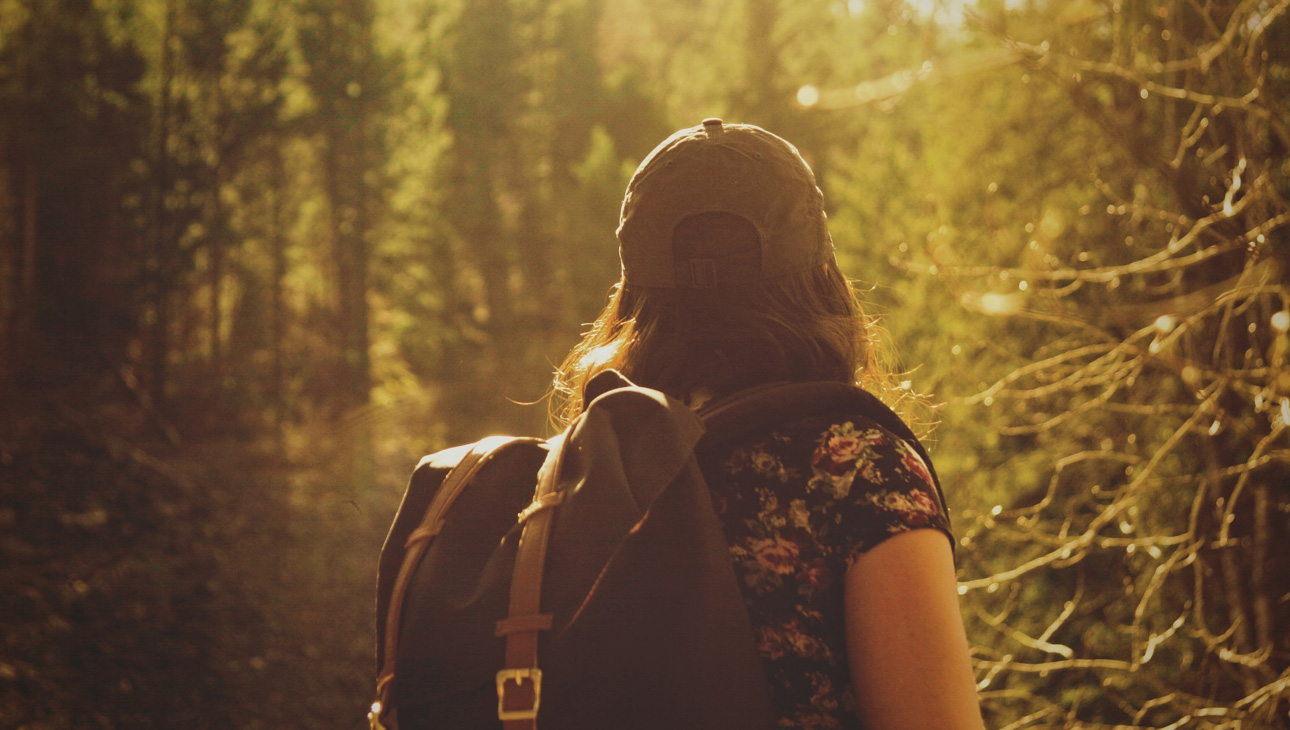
541;384;706;610
534;382;777;729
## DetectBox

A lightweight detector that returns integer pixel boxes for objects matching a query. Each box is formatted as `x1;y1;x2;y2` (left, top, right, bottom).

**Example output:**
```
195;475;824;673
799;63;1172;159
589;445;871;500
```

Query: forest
0;0;1287;728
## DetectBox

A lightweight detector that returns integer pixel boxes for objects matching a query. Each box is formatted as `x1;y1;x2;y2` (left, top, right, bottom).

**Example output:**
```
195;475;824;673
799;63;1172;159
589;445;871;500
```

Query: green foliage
873;2;1290;727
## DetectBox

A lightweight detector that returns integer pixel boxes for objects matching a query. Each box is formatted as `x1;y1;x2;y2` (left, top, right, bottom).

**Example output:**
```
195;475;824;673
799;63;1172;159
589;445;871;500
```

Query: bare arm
844;529;984;730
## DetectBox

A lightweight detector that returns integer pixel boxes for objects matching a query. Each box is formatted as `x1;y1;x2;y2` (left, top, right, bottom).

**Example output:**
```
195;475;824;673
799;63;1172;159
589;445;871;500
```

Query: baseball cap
616;118;835;288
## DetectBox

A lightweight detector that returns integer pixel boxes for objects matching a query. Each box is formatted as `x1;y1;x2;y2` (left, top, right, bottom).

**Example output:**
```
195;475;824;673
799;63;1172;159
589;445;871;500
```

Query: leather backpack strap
371;435;531;730
494;433;569;730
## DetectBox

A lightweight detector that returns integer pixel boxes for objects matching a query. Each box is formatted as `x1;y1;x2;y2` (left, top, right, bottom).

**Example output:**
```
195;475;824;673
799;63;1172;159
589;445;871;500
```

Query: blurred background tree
0;0;1285;728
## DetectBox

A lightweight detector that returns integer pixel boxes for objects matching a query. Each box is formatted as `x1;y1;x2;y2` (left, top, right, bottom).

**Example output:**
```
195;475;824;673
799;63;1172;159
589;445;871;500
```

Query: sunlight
796;84;821;107
891;0;1028;26
10;1;1288;729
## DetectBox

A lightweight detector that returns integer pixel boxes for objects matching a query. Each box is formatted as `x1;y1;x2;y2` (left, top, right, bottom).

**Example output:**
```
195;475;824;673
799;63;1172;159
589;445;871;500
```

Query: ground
0;400;400;730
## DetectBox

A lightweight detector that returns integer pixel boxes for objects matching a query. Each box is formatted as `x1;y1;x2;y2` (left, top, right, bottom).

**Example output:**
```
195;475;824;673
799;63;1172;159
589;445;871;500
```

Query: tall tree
0;0;148;391
298;0;386;415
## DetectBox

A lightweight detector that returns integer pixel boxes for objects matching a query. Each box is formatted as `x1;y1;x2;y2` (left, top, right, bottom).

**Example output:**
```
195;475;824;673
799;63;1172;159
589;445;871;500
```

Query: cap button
702;118;723;135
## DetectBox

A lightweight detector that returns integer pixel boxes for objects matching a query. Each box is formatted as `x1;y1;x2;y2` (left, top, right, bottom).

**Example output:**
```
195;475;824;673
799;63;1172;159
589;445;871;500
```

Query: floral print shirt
700;413;952;730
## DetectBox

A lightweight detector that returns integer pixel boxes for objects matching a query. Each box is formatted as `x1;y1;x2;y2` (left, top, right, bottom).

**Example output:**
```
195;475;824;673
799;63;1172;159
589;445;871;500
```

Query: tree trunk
209;164;225;387
149;0;176;407
269;150;286;440
323;130;371;414
21;157;36;357
1251;481;1272;652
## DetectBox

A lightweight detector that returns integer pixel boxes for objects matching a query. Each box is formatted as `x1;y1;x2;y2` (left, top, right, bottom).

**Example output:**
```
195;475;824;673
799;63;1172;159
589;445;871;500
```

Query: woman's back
554;118;985;730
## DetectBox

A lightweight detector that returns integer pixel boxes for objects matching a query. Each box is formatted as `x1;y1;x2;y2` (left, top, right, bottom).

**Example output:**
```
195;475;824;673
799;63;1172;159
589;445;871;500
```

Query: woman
552;119;985;730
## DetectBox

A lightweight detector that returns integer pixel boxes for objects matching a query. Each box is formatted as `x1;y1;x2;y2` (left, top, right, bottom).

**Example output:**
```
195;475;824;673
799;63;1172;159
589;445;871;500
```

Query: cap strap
673;256;761;288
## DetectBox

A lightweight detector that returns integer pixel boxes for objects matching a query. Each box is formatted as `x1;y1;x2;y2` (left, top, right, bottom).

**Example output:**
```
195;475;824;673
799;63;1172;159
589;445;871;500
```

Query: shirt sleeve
803;416;953;566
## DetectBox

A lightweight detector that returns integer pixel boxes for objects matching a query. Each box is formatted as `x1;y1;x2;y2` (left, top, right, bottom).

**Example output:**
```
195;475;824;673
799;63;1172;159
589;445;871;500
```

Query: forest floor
0;398;401;730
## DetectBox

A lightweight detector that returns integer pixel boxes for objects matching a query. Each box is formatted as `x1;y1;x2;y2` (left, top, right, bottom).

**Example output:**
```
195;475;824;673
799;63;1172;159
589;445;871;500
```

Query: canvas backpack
371;371;947;730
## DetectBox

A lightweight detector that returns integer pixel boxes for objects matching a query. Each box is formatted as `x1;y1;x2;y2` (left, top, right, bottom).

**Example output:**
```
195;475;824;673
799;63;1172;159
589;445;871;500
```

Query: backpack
371;371;946;730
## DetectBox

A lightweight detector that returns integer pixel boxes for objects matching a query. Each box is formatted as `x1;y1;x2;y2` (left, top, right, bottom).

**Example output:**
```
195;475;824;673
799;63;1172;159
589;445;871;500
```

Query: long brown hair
551;254;903;428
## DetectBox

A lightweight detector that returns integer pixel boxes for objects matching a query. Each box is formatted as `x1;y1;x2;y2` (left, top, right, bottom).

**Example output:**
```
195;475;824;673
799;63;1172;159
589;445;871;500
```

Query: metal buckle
368;701;387;730
496;668;542;721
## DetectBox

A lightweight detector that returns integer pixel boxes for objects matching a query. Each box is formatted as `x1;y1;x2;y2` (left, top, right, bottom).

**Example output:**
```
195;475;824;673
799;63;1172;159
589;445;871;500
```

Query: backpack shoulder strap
495;431;569;729
696;381;949;525
373;435;540;729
